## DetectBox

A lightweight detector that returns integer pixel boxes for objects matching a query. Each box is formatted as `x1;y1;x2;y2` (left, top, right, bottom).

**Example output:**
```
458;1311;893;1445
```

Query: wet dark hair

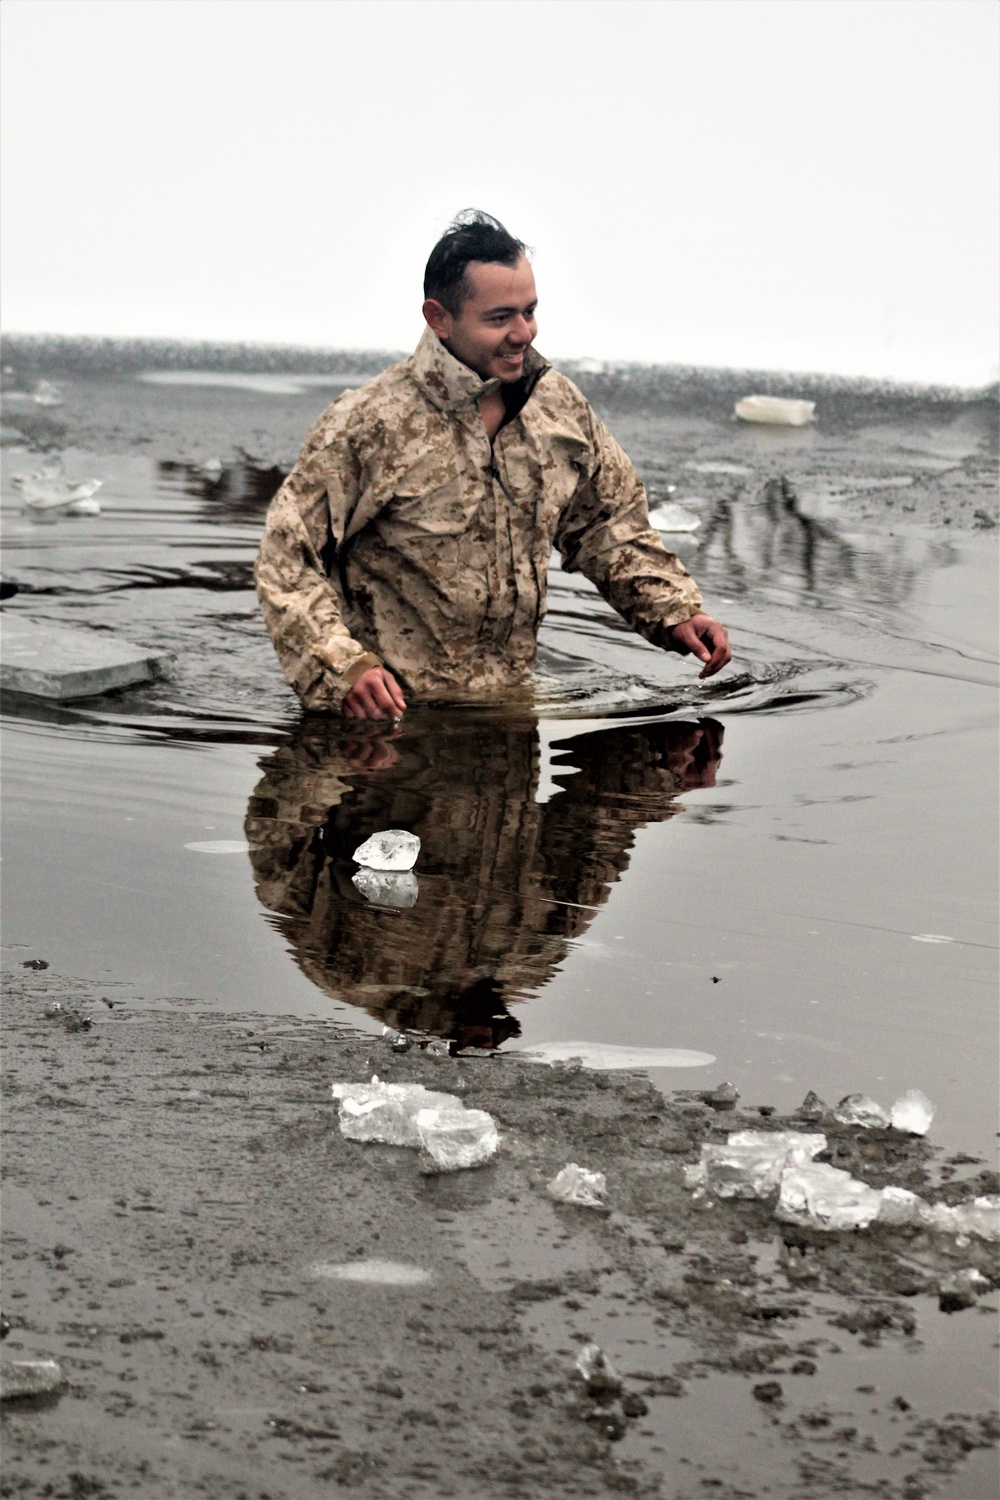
424;210;528;315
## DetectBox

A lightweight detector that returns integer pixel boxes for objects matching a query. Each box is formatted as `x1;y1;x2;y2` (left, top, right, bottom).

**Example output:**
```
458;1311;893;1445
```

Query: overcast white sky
2;0;997;384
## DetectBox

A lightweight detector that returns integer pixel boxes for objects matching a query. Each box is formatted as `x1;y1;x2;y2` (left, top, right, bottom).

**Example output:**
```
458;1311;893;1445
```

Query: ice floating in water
353;829;420;871
415;1106;498;1171
32;380;65;407
13;458;103;516
876;1186;929;1227
832;1093;891;1128
889;1089;935;1136
547;1162;608;1209
184;839;251;854
734;395;815;427
521;1041;715;1070
309;1259;432;1286
777;1162;884;1231
684;1130;827;1200
647;502;701;533
924;1196;1000;1242
352;868;419;908
911;933;953;944
0;1358;65;1400
332;1077;499;1170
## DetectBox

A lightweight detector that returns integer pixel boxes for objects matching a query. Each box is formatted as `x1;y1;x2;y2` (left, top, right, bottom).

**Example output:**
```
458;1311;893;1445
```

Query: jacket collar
407;325;549;414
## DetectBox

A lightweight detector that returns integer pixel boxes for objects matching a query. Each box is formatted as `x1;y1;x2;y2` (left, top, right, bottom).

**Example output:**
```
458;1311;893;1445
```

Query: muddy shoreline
3;965;997;1499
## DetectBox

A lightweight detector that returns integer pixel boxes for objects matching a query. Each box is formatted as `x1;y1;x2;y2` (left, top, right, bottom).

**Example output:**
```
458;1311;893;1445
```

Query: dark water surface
2;361;998;1162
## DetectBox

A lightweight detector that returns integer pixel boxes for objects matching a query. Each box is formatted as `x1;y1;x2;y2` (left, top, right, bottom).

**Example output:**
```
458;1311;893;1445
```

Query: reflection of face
427;257;538;384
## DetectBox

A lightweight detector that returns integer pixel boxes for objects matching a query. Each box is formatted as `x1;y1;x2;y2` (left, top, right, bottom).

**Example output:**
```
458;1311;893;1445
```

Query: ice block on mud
0;616;172;700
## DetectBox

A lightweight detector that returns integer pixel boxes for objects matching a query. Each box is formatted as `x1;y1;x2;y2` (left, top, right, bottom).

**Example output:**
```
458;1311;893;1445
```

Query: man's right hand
342;667;407;721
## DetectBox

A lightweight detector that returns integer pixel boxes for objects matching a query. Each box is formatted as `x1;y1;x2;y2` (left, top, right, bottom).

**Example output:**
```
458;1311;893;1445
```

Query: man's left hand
669;614;732;679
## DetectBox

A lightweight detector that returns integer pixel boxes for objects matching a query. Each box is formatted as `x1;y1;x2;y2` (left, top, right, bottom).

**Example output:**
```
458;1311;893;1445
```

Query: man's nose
509;315;534;345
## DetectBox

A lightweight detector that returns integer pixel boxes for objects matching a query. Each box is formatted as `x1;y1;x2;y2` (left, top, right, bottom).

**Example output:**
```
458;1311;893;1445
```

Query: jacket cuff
341;652;384;687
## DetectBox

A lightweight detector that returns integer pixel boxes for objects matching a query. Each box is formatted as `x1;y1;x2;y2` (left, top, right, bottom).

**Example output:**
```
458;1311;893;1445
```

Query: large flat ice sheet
0;615;171;699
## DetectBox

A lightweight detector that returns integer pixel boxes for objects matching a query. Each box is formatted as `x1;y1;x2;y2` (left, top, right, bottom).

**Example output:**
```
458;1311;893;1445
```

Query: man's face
424;257;538;383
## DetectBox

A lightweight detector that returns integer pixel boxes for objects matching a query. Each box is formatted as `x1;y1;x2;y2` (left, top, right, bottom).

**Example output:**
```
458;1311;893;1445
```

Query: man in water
256;211;730;719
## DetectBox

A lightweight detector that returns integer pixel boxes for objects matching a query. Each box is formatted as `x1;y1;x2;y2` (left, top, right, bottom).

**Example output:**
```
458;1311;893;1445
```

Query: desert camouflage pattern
255;327;703;708
244;715;721;1045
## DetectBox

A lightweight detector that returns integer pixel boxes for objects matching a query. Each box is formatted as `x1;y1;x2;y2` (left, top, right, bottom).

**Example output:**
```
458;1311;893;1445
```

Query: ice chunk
796;1090;827;1121
776;1162;883;1230
353;829;420;871
32;380;64;407
648;502;701;533
889;1089;934;1136
734;395;815;426
415;1106;498;1171
832;1093;891;1128
925;1196;1000;1242
14;458;103;516
547;1162;608;1209
0;1358;64;1399
876;1186;932;1228
184;840;250;854
703;1081;740;1109
332;1078;458;1146
352;868;419;908
687;1130;826;1201
575;1344;622;1396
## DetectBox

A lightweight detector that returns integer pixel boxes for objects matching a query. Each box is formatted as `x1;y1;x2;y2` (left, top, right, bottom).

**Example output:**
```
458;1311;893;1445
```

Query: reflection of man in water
246;716;723;1048
256;211;730;719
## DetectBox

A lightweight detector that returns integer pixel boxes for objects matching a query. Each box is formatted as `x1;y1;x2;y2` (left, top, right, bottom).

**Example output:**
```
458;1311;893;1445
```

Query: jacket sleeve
553;407;703;649
255;402;383;710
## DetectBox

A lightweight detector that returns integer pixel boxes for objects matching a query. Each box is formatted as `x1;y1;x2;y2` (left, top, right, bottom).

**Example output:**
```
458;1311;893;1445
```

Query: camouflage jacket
255;327;703;708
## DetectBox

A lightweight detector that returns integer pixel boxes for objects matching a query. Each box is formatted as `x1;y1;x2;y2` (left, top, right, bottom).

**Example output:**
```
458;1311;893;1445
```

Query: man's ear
422;298;453;341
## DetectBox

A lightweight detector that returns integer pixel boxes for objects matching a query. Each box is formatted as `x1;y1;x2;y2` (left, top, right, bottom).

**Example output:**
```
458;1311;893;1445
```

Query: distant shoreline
2;331;996;403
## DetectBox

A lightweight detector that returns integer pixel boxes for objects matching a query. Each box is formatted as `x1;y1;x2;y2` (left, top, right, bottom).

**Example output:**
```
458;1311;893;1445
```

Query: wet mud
3;967;997;1499
1;341;998;1496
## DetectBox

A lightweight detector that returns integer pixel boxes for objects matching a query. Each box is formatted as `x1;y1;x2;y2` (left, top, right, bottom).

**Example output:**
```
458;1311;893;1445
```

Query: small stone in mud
938;1268;989;1313
585;1402;628;1440
22;959;49;970
790;1359;817;1375
621;1392;649;1418
703;1081;740;1110
753;1381;784;1404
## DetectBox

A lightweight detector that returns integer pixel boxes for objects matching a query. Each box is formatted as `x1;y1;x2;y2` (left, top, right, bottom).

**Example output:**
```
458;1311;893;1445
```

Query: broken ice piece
0;1358;64;1399
352;829;420;871
832;1094;891;1128
575;1344;622;1397
332;1079;458;1146
647;502;701;533
687;1131;826;1201
352;868;419;908
734;395;815;427
889;1089;934;1136
925;1196;1000;1242
776;1162;883;1231
547;1162;608;1209
415;1106;498;1171
796;1090;827;1121
32;380;64;407
876;1186;932;1228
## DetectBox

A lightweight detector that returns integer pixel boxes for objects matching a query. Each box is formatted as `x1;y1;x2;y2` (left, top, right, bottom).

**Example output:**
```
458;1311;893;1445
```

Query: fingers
671;616;732;679
342;668;407;721
697;622;732;679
